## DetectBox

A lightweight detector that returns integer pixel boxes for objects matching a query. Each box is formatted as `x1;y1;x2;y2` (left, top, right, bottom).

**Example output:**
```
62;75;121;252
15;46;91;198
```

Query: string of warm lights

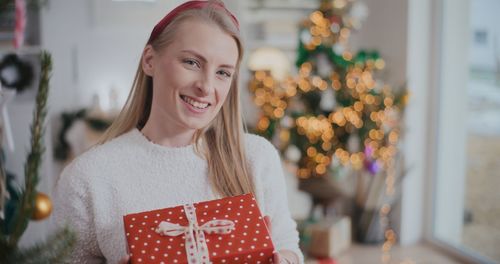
379;130;398;263
249;58;399;174
248;0;410;261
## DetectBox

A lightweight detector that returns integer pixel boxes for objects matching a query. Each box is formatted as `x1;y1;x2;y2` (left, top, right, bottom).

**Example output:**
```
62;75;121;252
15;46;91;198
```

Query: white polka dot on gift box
123;205;189;262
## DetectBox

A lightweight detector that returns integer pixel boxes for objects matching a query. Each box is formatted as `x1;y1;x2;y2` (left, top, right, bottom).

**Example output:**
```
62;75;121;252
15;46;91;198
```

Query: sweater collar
130;128;196;155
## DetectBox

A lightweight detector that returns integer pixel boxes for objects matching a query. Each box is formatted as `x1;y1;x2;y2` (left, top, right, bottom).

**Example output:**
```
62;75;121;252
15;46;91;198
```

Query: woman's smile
180;94;211;113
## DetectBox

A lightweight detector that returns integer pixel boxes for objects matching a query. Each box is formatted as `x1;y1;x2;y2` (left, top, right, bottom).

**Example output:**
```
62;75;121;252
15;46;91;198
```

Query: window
432;0;500;262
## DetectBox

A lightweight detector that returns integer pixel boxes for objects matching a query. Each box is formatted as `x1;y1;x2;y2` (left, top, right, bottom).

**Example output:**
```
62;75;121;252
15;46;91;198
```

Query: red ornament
329;15;342;25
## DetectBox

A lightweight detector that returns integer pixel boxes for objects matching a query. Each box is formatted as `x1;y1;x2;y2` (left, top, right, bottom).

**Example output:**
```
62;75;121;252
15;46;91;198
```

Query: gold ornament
31;192;52;221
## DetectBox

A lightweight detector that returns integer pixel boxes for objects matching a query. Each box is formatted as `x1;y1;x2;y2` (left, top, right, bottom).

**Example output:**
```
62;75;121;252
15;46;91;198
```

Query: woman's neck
140;121;196;148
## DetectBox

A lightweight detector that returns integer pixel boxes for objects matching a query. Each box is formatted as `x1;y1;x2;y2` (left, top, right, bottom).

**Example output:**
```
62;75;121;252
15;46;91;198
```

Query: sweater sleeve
260;141;305;263
53;160;104;263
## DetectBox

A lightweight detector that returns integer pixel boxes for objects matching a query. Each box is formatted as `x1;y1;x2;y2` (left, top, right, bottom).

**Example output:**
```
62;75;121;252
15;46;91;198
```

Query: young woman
54;1;302;263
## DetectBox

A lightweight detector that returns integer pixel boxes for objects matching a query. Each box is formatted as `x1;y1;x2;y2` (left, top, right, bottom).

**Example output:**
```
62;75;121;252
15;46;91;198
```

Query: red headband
147;0;239;44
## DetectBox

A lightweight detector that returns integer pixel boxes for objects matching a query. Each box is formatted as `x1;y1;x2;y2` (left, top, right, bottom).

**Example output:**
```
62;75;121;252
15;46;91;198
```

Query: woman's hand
118;255;129;264
264;216;300;264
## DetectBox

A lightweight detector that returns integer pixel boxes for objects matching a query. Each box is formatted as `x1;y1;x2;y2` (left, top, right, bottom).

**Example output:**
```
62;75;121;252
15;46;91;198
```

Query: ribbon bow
155;203;235;264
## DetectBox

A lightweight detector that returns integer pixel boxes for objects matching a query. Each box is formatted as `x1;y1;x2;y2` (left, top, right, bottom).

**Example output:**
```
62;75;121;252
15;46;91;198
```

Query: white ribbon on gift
155;203;235;264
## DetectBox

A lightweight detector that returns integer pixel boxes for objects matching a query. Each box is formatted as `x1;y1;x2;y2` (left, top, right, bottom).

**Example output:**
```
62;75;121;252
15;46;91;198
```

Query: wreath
54;109;113;161
0;53;34;92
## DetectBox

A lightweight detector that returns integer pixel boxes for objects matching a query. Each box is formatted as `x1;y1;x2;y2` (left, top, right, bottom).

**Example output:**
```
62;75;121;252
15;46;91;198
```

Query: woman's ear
142;45;155;77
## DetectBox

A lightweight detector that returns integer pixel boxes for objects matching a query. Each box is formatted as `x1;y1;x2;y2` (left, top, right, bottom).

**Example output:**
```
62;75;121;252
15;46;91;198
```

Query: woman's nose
195;73;214;96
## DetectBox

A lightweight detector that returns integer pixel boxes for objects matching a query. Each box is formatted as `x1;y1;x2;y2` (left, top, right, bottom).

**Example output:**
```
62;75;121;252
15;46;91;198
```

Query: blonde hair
99;2;255;197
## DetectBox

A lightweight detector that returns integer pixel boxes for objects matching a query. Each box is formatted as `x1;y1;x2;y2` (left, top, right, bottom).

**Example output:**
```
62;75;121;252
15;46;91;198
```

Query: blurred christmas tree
0;52;75;263
248;0;408;221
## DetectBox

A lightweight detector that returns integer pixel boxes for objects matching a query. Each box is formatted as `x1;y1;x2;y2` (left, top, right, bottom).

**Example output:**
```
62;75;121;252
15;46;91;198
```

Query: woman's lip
180;94;211;105
180;95;210;113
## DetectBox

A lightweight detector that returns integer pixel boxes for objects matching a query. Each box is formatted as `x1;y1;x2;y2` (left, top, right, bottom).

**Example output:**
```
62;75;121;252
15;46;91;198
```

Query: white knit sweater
53;128;304;263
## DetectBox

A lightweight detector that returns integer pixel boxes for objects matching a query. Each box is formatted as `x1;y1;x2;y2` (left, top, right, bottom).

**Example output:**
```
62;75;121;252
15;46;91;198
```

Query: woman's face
142;19;239;133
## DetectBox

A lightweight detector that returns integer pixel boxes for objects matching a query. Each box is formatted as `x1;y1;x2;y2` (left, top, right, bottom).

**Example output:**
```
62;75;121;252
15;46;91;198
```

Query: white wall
350;0;408;87
41;0;185;114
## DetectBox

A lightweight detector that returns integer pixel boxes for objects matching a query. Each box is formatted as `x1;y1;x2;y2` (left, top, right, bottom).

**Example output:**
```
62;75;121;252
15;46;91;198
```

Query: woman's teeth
181;95;209;109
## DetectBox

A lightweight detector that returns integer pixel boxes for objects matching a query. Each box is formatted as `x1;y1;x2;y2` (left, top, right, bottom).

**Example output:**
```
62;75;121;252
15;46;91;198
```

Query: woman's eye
217;70;232;78
183;59;200;68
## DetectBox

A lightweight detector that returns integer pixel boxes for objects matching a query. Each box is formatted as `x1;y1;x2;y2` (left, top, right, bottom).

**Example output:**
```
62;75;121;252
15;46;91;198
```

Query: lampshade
248;47;290;81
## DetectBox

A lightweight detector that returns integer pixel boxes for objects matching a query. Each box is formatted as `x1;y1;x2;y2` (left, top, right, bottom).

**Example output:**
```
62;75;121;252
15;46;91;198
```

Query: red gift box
123;193;275;264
